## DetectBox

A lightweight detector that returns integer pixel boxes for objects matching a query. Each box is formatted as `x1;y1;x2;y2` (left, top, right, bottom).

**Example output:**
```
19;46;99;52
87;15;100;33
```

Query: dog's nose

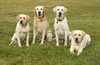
20;21;23;24
38;11;41;16
59;12;61;15
75;38;78;41
59;12;62;17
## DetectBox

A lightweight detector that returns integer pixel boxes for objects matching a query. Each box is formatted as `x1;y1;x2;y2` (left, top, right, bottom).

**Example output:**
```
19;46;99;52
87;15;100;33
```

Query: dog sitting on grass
53;6;70;46
9;14;30;47
32;6;53;45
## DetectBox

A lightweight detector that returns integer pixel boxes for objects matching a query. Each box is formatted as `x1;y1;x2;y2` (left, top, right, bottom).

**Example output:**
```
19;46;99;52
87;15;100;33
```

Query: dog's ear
64;7;68;12
32;8;37;17
53;7;56;12
32;8;36;14
16;15;19;20
26;15;31;21
81;30;86;37
71;31;74;37
43;7;46;15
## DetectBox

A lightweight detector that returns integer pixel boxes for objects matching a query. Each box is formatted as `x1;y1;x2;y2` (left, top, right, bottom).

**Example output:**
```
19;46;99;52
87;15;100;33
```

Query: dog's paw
64;44;67;46
32;43;35;45
70;51;74;54
56;44;59;47
32;41;35;44
70;49;74;54
9;44;12;46
77;53;80;56
40;41;44;45
26;44;29;47
18;45;22;47
40;42;43;45
40;43;43;45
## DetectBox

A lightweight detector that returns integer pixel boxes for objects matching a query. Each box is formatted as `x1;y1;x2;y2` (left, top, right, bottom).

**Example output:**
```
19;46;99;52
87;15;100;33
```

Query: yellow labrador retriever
9;14;30;47
32;6;52;45
70;30;91;56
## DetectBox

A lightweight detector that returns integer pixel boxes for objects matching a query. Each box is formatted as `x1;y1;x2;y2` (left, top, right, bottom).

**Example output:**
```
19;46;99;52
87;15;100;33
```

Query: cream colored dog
32;6;52;45
70;30;91;56
53;6;70;46
9;14;30;47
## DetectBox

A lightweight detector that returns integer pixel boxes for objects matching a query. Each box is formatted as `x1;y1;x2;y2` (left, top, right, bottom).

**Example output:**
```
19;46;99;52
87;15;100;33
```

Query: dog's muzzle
20;20;27;26
75;38;79;43
20;21;23;24
38;11;41;16
58;12;62;17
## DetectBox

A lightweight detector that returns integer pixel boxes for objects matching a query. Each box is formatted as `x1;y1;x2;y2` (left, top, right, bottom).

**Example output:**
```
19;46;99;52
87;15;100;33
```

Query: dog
70;30;91;56
32;6;52;45
9;14;30;47
53;6;70;46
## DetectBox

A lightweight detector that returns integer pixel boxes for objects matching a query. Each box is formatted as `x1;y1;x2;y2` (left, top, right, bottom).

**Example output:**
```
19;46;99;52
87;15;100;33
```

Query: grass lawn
0;0;100;65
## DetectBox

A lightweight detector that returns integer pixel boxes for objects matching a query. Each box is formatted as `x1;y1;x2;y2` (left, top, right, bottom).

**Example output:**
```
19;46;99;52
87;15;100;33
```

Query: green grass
0;0;100;65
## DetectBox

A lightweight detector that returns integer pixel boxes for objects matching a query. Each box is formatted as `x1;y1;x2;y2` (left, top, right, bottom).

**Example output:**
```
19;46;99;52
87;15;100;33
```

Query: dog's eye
74;34;77;36
41;8;42;10
57;9;59;11
79;34;81;36
62;9;63;11
20;17;22;19
37;8;38;10
23;17;25;19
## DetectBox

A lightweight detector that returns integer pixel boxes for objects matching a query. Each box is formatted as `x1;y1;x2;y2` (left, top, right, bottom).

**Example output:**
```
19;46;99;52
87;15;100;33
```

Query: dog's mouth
75;38;79;43
58;12;62;17
75;41;79;43
20;21;27;26
20;21;23;24
75;38;83;44
57;15;64;21
38;11;42;17
36;11;44;19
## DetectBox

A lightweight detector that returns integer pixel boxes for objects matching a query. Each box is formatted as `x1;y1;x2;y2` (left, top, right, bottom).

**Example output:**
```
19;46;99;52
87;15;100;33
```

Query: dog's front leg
32;29;36;44
9;34;16;45
70;46;75;54
77;40;87;56
64;31;68;46
70;43;75;54
9;41;14;45
26;33;29;47
16;33;21;47
55;31;59;46
77;48;83;56
70;38;75;54
77;37;87;56
40;30;46;45
9;37;14;45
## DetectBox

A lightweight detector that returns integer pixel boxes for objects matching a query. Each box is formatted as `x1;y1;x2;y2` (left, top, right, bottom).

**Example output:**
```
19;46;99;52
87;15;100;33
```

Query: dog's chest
19;32;27;40
19;27;28;33
74;43;81;51
55;22;66;35
35;21;48;32
18;27;28;40
56;23;65;30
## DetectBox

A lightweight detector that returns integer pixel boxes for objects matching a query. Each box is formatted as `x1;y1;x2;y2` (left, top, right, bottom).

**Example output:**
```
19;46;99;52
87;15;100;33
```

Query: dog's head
71;30;86;43
53;6;67;19
16;14;30;26
33;6;45;19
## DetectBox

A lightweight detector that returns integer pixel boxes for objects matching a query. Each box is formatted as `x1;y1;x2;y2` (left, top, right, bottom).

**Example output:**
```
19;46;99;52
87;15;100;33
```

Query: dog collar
56;17;64;23
20;23;27;27
35;14;44;21
76;37;84;45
